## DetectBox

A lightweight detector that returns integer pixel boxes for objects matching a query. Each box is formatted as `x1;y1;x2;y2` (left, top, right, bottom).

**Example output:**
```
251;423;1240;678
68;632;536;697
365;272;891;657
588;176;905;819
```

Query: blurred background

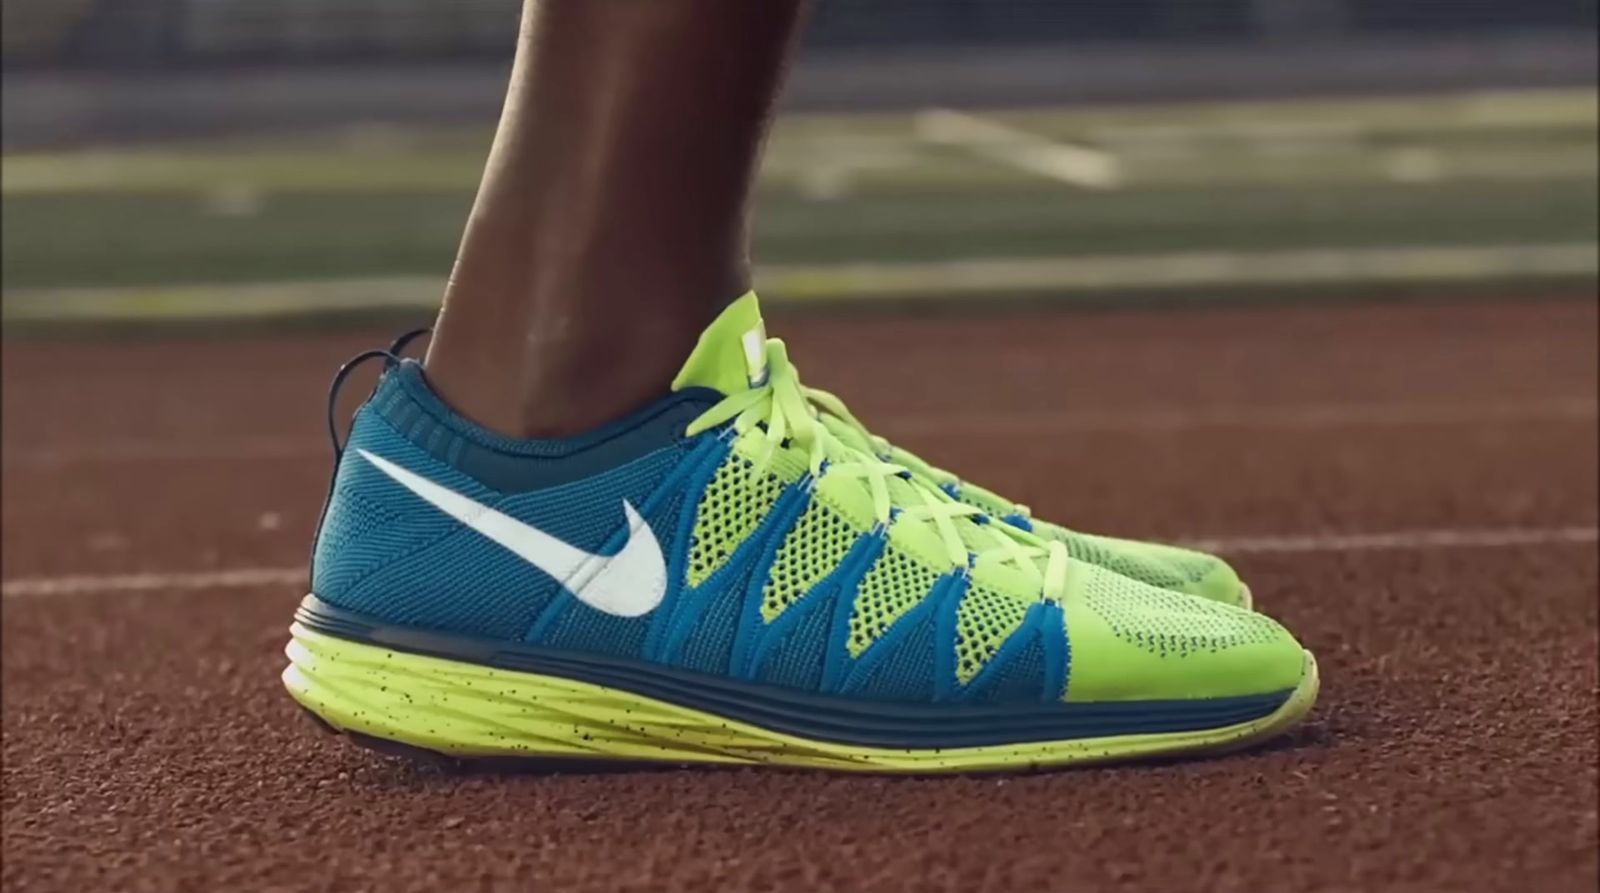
1;0;1595;322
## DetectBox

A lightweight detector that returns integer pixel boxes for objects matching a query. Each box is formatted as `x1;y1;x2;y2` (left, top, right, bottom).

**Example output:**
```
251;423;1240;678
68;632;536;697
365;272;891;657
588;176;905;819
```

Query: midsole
293;593;1294;749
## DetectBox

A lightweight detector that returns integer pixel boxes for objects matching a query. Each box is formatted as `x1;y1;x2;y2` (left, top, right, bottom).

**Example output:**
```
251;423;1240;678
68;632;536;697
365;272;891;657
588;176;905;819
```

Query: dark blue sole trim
295;594;1293;750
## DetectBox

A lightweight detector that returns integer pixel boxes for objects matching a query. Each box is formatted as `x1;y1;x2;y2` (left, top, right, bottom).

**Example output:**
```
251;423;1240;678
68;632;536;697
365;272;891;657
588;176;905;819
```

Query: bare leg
424;0;810;438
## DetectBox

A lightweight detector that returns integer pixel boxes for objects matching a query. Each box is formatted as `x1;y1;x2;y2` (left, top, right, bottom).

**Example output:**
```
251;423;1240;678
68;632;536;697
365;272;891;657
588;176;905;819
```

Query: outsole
284;623;1318;775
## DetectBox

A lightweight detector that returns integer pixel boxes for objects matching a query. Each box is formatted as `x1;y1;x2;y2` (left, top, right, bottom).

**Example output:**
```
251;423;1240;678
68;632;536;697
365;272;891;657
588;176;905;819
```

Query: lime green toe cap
1059;565;1307;703
1182;553;1252;609
1035;522;1254;609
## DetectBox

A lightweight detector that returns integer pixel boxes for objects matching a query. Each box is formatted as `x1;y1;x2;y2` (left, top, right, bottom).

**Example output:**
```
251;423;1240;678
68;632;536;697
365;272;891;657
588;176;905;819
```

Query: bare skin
424;0;811;438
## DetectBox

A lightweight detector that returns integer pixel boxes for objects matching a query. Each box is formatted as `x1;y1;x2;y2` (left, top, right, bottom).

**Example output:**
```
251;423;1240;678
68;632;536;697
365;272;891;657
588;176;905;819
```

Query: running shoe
284;294;1316;772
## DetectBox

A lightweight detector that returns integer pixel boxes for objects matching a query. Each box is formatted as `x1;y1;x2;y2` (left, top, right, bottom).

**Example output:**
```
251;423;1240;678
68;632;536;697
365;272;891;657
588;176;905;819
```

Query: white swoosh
356;449;667;618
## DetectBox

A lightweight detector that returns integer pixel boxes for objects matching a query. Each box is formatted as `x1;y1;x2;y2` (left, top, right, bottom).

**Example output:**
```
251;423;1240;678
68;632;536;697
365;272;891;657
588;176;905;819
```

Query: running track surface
3;298;1596;892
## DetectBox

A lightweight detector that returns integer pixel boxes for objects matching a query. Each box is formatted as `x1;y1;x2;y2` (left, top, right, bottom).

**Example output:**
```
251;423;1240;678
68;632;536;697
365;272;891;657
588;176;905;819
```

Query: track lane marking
4;525;1594;599
1180;525;1599;555
2;567;306;598
887;397;1597;438
4;398;1592;468
914;108;1123;189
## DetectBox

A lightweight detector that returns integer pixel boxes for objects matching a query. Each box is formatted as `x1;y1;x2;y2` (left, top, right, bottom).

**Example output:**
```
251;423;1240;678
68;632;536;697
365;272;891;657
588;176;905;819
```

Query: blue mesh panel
495;450;681;552
964;634;1045;704
312;412;484;610
668;478;793;676
312;478;402;592
677;580;747;676
314;396;683;642
538;608;652;660
754;590;836;691
850;610;938;703
530;489;686;659
342;532;559;640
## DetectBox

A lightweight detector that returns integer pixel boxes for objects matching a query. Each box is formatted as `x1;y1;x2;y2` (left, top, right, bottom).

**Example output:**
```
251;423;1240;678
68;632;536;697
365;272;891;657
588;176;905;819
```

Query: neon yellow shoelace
687;339;1067;601
805;384;1040;526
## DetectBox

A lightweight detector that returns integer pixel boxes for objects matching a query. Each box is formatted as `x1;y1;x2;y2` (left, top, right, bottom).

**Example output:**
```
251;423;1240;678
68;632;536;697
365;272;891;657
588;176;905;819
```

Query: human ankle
423;299;723;439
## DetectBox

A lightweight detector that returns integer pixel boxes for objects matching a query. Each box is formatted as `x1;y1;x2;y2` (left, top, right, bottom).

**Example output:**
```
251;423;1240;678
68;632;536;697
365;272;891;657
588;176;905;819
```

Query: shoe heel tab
312;338;424;584
327;348;413;465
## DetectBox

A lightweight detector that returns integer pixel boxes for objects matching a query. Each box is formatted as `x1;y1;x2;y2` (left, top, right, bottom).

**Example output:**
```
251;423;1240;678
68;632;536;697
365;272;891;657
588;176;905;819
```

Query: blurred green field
2;88;1595;314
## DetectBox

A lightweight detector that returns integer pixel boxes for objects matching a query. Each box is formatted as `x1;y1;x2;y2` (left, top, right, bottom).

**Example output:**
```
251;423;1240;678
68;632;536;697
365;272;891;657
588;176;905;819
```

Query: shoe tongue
671;291;769;396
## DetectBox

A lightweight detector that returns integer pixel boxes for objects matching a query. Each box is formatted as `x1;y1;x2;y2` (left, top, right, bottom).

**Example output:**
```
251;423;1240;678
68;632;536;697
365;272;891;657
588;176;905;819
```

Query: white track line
3;525;1593;600
2;436;321;468
1180;525;1598;555
4;398;1592;469
915;108;1123;189
2;567;306;598
887;397;1597;438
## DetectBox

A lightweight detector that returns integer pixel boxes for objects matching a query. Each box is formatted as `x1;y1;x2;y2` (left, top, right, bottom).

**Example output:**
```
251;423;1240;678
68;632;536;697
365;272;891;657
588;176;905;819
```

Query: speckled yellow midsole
283;623;1318;773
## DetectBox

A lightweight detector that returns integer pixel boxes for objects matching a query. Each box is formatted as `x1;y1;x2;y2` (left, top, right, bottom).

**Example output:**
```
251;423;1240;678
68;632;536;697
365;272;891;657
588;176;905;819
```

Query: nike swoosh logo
356;449;667;618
